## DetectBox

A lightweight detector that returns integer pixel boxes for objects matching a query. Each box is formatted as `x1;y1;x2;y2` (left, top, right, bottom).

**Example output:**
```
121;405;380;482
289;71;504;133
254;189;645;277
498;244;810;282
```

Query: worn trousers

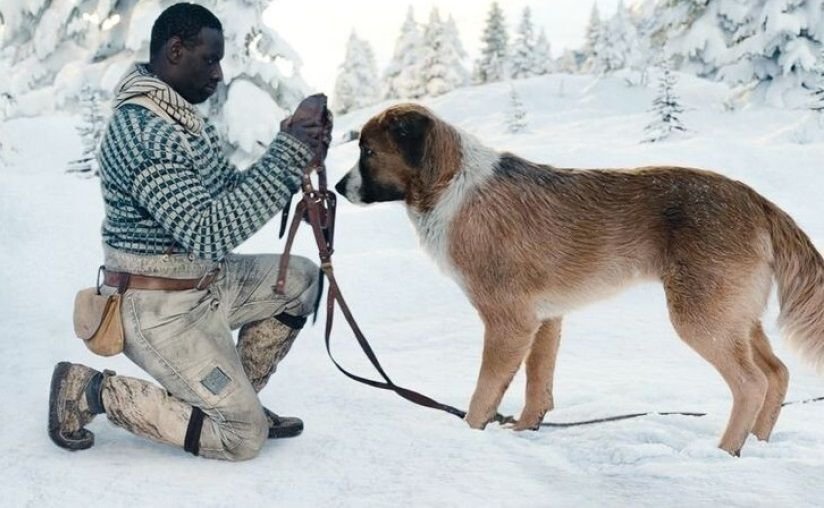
98;245;319;460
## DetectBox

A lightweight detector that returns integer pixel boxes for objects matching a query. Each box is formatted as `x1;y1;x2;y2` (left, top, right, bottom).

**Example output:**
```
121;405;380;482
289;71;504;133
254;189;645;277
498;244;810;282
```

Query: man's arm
128;115;314;260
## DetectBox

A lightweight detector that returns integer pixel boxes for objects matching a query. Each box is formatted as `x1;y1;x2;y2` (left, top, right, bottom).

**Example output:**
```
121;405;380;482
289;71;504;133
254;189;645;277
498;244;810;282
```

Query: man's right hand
281;94;332;165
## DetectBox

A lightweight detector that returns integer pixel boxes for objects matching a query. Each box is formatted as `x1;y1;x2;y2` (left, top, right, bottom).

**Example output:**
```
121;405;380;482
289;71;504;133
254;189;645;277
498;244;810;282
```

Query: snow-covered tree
582;2;602;72
558;48;586;73
506;85;527;133
644;62;686;142
658;0;750;80
510;7;537;79
718;0;824;107
595;0;643;74
333;31;380;114
474;2;509;83
383;7;425;100
68;85;108;175
444;15;471;86
533;28;554;75
0;0;311;163
419;8;469;97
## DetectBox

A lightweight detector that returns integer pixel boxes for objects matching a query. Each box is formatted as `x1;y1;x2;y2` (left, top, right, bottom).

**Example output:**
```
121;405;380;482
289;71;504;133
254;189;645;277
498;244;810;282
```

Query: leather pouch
73;288;124;357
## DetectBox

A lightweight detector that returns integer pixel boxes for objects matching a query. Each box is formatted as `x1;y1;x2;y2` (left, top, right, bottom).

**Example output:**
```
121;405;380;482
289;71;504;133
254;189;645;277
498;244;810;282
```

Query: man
48;3;331;461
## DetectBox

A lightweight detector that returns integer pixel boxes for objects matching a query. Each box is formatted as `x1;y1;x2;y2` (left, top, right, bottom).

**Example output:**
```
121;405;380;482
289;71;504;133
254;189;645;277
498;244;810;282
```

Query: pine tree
659;0;747;80
718;0;824;106
533;29;554;75
811;45;824;113
644;62;686;143
510;7;537;79
506;85;528;134
383;6;425;100
0;0;311;162
582;2;602;72
474;2;509;84
595;0;642;74
444;15;471;87
333;31;380;114
419;8;469;97
68;85;108;175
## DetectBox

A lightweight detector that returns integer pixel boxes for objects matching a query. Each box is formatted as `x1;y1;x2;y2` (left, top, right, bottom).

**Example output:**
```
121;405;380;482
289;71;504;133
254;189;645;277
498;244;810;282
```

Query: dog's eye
362;146;374;158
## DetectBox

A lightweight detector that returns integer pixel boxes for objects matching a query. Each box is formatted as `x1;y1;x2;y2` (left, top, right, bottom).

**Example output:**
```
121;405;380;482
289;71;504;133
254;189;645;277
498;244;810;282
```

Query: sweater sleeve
129;117;313;260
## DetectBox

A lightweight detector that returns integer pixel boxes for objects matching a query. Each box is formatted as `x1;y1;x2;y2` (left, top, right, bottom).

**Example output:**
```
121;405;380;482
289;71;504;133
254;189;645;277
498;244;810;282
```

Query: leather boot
48;362;113;450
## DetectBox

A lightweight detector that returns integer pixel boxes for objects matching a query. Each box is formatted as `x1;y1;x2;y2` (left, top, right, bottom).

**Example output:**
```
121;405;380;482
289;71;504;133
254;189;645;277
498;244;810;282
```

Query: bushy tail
763;198;824;371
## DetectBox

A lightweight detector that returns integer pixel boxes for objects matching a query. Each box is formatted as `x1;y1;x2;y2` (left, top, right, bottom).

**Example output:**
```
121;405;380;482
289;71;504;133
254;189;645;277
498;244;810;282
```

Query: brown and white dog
334;103;824;455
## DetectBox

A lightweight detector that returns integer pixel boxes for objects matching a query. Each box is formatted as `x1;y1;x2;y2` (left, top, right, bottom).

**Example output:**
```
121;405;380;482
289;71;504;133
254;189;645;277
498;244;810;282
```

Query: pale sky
263;0;621;95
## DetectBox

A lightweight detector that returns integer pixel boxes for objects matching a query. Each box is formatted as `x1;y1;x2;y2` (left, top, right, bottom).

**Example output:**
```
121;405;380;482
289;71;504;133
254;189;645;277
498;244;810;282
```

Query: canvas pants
98;246;319;460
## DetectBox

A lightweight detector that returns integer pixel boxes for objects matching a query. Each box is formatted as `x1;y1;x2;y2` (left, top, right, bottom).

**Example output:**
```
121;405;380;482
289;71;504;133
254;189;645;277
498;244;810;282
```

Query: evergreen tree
420;8;468;97
506;85;527;134
595;0;642;73
445;15;471;86
582;2;602;72
718;0;824;106
510;7;536;79
474;2;509;83
68;84;108;176
659;0;748;79
644;62;686;142
533;28;554;75
0;0;311;162
383;6;425;100
333;31;380;114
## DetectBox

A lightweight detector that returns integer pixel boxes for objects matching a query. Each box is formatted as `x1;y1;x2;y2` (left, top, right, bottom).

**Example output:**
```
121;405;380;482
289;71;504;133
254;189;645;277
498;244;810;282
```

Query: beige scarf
113;63;204;135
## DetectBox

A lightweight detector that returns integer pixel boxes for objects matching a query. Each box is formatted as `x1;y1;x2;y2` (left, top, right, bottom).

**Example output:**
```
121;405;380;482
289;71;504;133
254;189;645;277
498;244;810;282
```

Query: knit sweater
98;104;313;261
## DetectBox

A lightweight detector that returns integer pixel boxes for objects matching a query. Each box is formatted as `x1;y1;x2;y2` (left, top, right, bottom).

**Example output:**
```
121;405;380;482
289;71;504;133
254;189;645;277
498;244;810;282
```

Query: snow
3;72;824;506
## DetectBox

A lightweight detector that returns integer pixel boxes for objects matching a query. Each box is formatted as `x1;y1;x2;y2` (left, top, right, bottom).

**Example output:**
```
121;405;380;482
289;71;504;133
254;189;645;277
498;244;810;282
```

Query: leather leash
273;133;824;430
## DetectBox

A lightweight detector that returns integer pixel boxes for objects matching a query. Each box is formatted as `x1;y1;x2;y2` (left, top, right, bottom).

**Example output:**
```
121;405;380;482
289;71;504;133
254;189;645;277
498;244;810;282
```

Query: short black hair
149;3;222;59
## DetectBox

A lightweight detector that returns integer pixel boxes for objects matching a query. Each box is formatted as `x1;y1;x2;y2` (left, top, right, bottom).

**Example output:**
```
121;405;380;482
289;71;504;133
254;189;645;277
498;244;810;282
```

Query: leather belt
102;268;219;291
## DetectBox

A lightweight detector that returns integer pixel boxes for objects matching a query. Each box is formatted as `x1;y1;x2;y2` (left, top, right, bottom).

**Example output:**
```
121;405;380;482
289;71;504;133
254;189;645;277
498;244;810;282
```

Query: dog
334;103;824;456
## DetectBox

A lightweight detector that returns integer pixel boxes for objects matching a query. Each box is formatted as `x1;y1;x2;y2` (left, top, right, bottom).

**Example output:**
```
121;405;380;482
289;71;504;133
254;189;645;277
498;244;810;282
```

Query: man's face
172;27;224;104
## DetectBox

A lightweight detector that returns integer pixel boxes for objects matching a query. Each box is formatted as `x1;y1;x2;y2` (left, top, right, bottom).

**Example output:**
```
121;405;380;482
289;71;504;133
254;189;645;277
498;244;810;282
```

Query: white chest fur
408;132;499;282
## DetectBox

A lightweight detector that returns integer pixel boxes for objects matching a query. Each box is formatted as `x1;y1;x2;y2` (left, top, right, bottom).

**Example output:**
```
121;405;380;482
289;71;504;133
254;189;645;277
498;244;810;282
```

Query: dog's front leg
514;318;562;430
465;311;538;429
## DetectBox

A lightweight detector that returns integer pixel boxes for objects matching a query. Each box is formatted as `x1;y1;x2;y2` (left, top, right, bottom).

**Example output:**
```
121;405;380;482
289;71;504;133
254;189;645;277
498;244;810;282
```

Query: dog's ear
388;110;432;168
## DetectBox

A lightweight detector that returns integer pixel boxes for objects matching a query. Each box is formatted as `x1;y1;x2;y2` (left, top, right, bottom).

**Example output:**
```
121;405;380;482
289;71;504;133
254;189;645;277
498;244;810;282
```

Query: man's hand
281;94;333;166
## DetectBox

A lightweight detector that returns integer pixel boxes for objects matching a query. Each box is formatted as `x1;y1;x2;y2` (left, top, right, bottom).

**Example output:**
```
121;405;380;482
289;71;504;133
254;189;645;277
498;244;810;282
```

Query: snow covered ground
2;72;824;507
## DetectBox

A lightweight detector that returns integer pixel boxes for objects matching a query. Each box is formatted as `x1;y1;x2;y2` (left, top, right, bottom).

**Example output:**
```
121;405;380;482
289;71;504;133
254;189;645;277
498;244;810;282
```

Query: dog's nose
334;175;348;195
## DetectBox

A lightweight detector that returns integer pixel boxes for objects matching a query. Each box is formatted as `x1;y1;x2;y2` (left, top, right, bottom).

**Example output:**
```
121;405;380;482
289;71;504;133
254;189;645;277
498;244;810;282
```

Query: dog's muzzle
335;168;364;205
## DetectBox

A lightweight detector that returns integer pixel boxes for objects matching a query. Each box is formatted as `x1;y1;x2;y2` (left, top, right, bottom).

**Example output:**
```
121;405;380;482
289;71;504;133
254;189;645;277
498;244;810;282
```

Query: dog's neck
407;130;499;280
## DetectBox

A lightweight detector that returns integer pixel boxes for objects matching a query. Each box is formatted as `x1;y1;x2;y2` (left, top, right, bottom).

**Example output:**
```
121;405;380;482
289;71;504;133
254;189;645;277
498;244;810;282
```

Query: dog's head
334;104;460;209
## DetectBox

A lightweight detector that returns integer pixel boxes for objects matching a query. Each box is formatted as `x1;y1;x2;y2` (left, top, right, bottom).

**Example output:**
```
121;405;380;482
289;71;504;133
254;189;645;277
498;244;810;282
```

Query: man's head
149;3;224;105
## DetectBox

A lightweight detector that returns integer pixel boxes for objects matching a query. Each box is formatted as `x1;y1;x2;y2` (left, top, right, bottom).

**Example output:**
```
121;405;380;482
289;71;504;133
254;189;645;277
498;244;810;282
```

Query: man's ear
166;36;185;64
388;110;432;167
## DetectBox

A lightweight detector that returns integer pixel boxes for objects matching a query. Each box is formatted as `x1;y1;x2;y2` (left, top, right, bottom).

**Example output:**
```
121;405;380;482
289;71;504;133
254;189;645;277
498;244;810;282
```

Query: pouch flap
73;288;114;341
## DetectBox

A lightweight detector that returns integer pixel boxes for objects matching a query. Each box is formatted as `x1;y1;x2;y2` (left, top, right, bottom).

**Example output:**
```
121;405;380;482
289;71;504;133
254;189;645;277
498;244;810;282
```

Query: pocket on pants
124;290;240;410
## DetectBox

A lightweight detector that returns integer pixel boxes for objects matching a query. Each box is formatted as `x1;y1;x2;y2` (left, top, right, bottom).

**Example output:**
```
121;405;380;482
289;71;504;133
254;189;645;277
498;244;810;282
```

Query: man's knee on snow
218;405;268;461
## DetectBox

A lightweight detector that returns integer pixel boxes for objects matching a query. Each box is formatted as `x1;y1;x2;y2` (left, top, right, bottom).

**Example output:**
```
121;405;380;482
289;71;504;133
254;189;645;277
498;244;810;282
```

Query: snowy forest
4;2;824;505
2;0;824;156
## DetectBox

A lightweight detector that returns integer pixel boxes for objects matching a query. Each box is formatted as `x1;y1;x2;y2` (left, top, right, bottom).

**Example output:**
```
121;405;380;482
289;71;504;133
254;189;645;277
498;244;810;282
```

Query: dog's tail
762;196;824;371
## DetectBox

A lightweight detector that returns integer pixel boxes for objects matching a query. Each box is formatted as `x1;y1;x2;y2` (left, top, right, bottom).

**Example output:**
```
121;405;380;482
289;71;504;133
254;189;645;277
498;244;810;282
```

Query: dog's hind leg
664;277;768;456
514;318;562;431
749;322;789;441
465;306;539;430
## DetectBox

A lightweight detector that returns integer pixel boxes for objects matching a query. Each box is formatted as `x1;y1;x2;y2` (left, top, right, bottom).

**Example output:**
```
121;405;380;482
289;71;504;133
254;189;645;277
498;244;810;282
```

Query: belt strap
103;269;218;291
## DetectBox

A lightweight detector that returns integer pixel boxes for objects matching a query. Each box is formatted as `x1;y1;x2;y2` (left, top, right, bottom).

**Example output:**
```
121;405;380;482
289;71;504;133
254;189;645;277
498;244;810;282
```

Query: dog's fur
334;103;824;455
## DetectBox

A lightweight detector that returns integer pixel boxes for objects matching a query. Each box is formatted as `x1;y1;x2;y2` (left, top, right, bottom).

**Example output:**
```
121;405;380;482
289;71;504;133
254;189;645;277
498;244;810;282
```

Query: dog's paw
512;409;546;431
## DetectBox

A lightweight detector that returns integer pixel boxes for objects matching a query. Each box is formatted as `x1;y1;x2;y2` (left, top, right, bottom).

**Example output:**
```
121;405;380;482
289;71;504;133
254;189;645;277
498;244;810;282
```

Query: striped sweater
98;104;313;261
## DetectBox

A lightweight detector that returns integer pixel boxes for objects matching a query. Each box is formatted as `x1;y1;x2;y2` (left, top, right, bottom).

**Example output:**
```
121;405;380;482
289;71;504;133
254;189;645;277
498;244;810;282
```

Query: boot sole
48;362;94;451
